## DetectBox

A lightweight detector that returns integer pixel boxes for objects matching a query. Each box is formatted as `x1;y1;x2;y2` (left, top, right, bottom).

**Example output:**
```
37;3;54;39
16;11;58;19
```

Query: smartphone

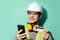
17;25;25;34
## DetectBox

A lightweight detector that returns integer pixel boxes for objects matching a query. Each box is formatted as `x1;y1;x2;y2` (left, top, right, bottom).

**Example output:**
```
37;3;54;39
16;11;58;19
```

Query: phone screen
17;25;25;34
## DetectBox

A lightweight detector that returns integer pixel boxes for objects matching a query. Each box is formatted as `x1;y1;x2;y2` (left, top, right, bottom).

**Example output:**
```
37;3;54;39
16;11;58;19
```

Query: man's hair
37;12;42;17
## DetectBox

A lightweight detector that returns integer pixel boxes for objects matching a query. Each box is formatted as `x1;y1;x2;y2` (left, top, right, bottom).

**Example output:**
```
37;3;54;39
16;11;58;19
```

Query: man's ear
39;15;42;19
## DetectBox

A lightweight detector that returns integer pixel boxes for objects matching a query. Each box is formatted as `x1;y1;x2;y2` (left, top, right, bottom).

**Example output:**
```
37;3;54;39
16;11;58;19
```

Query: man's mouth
30;18;35;20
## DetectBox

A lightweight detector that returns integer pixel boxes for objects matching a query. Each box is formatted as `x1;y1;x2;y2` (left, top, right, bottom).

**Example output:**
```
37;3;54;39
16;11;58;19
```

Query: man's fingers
41;31;48;35
19;33;26;37
41;33;49;39
16;29;22;35
17;33;26;39
44;29;48;32
20;36;26;39
40;31;49;40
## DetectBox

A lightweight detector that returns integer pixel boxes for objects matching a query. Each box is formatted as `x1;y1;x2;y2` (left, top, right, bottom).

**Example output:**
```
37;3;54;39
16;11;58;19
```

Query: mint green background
0;0;60;40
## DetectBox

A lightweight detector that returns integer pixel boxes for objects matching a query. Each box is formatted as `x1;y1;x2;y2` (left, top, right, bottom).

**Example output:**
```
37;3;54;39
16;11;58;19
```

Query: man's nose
30;14;34;17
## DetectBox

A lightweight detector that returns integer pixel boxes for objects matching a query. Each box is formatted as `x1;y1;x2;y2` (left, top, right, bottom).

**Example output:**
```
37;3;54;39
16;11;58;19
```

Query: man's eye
34;13;38;15
28;13;31;14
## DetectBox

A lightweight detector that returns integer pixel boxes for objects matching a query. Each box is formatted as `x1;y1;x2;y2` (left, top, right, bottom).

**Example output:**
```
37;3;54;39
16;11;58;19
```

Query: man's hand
16;30;27;40
40;29;49;40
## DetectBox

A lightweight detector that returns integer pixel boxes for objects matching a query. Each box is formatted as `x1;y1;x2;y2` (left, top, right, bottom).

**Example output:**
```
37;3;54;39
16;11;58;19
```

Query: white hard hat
27;2;42;12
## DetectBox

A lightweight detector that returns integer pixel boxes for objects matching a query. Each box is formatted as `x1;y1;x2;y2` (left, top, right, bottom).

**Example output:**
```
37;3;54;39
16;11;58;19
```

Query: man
15;2;52;40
